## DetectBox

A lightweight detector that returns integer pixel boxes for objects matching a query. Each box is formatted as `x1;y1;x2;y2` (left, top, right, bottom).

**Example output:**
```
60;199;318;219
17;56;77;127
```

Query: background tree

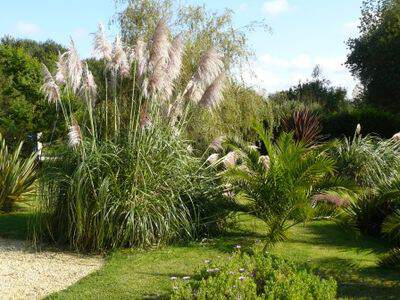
0;39;66;150
346;0;400;111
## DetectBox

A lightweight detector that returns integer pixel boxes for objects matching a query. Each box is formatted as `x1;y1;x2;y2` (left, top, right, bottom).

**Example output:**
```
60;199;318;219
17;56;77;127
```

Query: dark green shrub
171;247;337;299
321;107;400;139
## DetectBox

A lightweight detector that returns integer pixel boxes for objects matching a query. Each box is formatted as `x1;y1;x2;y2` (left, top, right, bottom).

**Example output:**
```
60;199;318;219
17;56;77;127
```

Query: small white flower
239;268;245;273
204;259;211;264
235;245;241;249
182;276;190;281
239;276;246;281
356;123;362;135
170;276;177;281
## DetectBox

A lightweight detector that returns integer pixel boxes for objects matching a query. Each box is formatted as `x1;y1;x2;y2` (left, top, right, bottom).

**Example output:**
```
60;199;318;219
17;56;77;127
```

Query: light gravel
0;238;103;300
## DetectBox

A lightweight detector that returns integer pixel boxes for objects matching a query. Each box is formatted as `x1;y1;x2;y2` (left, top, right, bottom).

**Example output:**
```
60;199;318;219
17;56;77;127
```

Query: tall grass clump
33;21;229;252
333;127;400;236
0;134;37;212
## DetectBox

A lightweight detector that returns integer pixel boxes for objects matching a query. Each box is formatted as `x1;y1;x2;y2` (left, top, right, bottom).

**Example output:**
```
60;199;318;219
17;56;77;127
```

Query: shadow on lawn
0;211;32;240
301;222;391;254
302;223;400;299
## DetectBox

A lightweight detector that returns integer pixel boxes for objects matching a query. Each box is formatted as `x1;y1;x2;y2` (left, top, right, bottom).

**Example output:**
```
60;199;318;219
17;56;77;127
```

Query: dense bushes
321;107;400;139
171;247;337;299
0;134;37;212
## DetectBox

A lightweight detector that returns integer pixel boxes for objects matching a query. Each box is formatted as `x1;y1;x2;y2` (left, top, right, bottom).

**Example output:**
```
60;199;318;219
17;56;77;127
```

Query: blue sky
0;0;363;95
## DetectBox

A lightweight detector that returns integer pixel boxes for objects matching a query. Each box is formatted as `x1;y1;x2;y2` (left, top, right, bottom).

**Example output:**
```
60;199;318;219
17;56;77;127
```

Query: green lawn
0;211;399;299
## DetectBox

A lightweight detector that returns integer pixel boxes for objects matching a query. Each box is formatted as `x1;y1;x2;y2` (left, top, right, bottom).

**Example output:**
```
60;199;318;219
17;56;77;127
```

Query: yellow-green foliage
188;82;267;150
0;134;37;212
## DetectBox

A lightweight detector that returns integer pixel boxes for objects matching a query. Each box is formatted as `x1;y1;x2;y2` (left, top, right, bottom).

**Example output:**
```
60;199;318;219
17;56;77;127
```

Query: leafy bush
33;22;230;252
0;134;37;212
223;126;348;244
171;247;337;299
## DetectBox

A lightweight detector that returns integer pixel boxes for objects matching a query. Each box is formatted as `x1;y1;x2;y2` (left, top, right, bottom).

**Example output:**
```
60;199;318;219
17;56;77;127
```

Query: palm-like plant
0;134;37;212
223;124;340;245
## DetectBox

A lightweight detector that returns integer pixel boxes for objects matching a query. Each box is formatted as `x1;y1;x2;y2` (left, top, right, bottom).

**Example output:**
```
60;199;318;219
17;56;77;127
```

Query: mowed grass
50;214;400;300
0;210;399;299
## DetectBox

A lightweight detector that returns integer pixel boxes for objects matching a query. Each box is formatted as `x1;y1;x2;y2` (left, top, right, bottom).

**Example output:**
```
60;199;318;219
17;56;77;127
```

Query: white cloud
263;0;290;15
240;53;356;96
14;21;40;36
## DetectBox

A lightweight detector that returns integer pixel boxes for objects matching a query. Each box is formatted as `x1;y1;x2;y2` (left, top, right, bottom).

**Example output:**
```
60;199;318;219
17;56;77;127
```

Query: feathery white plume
112;34;130;77
81;62;97;100
41;64;61;105
209;136;225;151
198;73;226;108
206;153;219;165
93;22;112;61
68;120;82;148
186;47;224;103
147;20;171;98
131;37;148;79
259;155;270;171
392;132;400;141
162;34;184;99
148;20;170;70
223;151;237;168
356;123;362;135
55;53;68;85
65;39;83;93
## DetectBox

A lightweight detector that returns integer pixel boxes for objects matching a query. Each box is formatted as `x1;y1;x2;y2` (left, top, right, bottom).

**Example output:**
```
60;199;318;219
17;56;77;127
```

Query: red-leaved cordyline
65;39;83;93
41;64;61;105
68;120;82;148
55;53;68;85
198;73;226;108
112;34;130;78
93;22;112;61
185;47;224;103
81;62;97;101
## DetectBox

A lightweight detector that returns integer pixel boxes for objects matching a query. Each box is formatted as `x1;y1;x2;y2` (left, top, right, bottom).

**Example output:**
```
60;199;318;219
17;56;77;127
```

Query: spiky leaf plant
282;108;322;146
334;133;400;237
34;21;229;252
223;124;347;246
0;134;37;212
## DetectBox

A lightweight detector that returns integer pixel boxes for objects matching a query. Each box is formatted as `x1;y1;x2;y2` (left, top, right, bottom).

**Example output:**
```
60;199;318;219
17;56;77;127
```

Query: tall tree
346;0;400;111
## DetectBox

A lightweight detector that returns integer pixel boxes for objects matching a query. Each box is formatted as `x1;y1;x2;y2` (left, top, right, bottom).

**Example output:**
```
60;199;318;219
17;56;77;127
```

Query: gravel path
0;238;103;299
